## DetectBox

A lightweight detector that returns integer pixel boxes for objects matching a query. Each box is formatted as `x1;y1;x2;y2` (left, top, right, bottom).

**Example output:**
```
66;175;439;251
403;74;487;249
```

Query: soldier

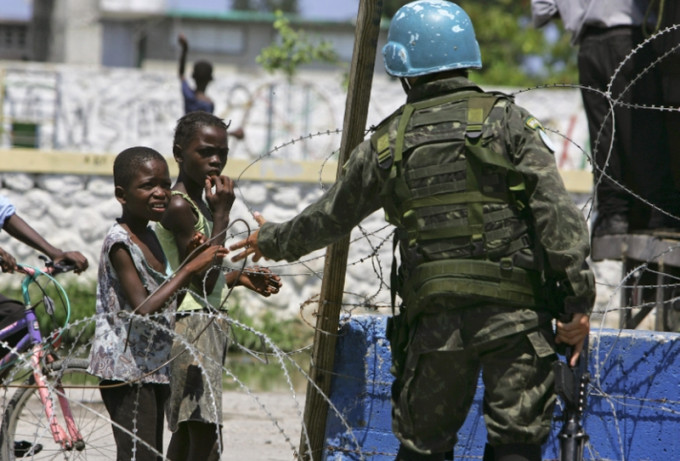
231;1;595;460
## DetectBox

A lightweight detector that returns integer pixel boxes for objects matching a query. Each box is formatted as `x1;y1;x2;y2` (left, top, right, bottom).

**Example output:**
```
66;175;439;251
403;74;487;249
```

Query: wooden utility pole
298;1;383;460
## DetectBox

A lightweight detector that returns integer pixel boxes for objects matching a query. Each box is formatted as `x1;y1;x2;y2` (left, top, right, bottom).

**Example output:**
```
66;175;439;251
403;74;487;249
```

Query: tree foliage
256;11;341;81
382;0;578;87
255;1;577;87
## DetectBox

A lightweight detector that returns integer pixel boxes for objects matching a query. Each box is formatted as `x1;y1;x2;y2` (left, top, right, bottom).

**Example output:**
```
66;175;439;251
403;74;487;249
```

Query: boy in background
177;33;245;139
178;33;215;115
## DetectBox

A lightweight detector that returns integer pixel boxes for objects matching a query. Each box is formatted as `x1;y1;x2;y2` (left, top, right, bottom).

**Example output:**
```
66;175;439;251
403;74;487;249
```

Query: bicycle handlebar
16;256;78;277
40;256;78;276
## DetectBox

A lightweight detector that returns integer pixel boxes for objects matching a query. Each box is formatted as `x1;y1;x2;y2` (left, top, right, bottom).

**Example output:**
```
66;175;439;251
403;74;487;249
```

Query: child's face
117;158;172;222
176;125;229;184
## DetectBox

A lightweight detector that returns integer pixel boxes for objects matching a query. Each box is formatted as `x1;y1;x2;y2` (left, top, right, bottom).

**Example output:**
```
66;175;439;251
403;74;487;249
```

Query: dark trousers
656;3;680;197
579;25;680;229
100;380;170;461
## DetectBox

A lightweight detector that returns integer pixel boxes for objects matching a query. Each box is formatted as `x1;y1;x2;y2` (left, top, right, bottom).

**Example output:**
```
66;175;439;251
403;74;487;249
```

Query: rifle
554;314;590;461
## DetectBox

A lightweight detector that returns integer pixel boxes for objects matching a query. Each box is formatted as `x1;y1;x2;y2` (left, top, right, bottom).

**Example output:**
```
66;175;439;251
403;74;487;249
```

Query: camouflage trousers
392;309;557;454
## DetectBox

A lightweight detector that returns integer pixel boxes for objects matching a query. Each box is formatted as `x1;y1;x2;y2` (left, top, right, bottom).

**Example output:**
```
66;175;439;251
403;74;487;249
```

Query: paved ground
218;390;305;460
7;388;306;461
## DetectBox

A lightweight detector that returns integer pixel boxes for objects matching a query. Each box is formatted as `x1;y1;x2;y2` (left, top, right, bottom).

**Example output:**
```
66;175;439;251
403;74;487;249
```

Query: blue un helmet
383;0;482;78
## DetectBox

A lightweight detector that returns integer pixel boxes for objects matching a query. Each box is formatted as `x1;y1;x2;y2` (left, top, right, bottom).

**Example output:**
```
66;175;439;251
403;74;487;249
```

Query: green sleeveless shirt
155;190;228;312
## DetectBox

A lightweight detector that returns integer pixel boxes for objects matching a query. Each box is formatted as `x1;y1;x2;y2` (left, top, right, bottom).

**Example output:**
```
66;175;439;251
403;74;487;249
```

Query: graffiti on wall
1;64;591;171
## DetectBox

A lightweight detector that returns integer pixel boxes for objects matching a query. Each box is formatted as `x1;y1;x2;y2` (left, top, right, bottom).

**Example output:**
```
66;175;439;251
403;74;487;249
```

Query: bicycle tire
0;358;117;460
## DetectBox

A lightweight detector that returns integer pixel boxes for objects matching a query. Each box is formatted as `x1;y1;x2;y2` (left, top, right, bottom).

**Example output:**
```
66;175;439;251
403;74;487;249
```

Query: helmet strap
399;77;412;94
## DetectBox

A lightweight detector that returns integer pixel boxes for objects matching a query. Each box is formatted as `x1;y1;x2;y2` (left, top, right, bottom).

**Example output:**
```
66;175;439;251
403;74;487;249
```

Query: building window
177;24;246;55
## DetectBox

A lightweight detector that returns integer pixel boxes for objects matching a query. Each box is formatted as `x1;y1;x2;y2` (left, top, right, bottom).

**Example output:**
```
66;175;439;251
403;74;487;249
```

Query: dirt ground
216;390;305;461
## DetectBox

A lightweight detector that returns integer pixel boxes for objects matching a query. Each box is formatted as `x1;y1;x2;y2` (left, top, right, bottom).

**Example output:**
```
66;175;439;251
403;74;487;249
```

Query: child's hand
178;33;188;49
0;247;17;273
205;175;235;224
53;250;89;274
185;232;207;258
236;266;282;297
185;244;229;275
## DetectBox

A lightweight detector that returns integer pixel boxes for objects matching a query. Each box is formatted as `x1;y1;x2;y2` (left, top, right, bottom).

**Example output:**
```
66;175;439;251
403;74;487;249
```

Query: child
177;33;245;139
155;111;281;460
178;33;215;115
88;146;228;461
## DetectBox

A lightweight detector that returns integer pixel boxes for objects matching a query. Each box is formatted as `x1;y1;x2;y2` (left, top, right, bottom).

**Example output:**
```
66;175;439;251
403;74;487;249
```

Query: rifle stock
554;325;590;461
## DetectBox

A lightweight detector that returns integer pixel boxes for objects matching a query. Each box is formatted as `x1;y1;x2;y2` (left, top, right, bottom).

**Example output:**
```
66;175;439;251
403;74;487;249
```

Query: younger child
156;111;281;460
88;146;228;461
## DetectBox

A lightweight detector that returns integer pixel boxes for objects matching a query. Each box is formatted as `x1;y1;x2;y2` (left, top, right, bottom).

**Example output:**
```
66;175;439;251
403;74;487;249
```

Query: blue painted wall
324;315;680;460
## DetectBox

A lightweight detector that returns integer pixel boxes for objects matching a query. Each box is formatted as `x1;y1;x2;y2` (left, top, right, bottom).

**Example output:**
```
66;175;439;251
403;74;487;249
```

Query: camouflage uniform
257;76;595;453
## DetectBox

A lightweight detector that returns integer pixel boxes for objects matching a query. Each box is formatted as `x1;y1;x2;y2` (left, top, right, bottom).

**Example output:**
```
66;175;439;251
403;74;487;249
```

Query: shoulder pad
371;106;404;170
486;90;515;103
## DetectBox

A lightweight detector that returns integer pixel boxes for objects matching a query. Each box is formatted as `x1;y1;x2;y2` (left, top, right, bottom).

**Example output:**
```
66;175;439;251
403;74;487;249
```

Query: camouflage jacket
258;76;595;315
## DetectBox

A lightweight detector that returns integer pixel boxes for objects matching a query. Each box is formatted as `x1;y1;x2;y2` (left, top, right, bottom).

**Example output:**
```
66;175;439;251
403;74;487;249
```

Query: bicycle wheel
0;358;117;460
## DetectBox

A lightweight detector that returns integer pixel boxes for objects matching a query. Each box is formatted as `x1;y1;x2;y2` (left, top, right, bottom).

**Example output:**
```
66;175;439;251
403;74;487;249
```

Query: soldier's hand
556;313;589;366
231;212;266;263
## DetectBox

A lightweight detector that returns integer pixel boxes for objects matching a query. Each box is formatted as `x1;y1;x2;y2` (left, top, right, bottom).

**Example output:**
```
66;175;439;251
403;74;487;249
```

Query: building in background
0;0;382;72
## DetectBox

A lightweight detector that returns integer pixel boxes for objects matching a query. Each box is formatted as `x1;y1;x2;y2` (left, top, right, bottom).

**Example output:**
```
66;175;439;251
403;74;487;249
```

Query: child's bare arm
110;242;228;316
3;213;89;273
161;195;201;263
178;33;188;79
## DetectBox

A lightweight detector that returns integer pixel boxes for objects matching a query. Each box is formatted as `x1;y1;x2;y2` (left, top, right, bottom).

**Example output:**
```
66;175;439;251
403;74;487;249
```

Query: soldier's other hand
556;313;590;366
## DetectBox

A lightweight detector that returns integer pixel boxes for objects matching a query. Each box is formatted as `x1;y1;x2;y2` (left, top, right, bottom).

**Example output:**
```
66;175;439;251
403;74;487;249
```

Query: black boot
395;443;446;461
488;443;542;461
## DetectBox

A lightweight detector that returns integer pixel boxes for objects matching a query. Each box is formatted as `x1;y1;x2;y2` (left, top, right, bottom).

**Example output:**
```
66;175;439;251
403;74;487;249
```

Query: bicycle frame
0;263;84;451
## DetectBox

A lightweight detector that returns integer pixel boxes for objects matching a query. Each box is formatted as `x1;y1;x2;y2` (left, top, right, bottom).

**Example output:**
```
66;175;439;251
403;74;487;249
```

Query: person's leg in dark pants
100;381;169;461
578;28;636;235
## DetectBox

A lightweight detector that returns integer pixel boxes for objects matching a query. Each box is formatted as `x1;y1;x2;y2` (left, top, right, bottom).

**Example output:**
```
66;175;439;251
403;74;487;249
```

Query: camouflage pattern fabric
258;76;594;314
392;304;556;453
256;75;595;453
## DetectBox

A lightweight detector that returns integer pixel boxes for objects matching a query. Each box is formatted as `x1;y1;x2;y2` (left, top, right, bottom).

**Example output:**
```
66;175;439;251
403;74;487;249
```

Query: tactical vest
371;90;544;320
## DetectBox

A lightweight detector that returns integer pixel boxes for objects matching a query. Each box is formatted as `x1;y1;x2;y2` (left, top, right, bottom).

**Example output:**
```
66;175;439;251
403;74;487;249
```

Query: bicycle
0;257;116;460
